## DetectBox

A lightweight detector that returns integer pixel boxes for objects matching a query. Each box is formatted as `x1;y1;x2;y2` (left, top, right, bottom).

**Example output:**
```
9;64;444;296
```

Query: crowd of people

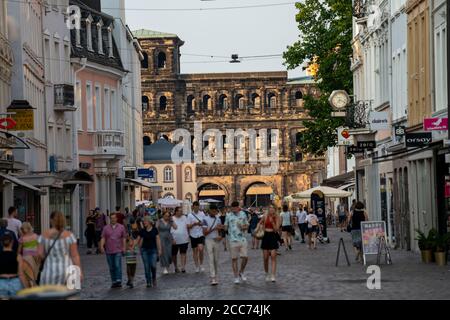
0;207;82;298
0;198;368;297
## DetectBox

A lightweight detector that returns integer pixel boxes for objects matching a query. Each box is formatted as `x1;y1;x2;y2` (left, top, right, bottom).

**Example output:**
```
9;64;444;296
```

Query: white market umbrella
200;198;222;203
157;198;183;208
291;186;353;199
283;195;305;203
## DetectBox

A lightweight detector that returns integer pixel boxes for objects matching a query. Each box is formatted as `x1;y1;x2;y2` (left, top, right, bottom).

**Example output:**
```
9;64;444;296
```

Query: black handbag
36;230;63;285
347;223;352;233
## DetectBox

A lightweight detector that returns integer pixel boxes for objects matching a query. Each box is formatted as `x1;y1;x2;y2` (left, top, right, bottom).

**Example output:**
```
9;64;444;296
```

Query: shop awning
338;183;355;190
246;186;273;195
198;189;225;197
57;170;93;185
123;178;157;189
0;173;46;194
321;171;355;188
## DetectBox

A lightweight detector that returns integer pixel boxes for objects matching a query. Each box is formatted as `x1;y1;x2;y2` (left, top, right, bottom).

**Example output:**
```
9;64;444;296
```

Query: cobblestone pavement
79;227;450;300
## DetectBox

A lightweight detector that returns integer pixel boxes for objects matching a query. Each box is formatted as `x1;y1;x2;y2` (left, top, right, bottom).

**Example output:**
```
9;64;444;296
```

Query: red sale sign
424;117;448;131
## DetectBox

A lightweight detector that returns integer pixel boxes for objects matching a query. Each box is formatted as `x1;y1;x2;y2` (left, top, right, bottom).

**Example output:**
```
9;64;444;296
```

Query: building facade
344;0;448;251
140;138;197;203
71;0;126;235
135;29;326;207
101;0;145;212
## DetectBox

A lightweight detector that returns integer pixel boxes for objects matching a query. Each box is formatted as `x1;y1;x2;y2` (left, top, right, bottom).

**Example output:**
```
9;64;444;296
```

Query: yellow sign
9;109;34;131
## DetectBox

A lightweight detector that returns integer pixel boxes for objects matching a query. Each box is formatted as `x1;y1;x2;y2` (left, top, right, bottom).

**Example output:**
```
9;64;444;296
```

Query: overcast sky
124;0;305;78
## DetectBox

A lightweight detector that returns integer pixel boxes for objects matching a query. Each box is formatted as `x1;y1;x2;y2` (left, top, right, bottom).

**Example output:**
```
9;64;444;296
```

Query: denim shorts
0;277;23;298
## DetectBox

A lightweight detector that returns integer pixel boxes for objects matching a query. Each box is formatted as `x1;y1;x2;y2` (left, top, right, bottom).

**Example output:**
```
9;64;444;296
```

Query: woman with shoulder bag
348;201;368;263
306;209;320;250
38;211;82;286
258;206;281;283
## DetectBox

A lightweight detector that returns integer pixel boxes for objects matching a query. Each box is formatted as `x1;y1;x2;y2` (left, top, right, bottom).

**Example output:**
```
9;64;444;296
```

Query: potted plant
432;233;450;266
415;229;436;263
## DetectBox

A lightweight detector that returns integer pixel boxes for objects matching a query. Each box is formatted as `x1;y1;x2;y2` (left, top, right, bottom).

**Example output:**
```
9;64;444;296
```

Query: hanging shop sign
347;145;365;154
7;100;34;131
423;117;448;131
137;168;154;179
337;127;352;146
0;118;17;130
357;141;376;150
0;130;30;149
405;132;432;147
394;126;406;137
369;112;390;130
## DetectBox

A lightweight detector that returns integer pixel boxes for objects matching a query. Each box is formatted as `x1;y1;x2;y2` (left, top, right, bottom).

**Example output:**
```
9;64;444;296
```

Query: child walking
125;234;139;288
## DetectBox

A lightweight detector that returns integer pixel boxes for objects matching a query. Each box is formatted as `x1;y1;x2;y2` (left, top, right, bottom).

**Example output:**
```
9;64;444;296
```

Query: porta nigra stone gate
135;29;326;206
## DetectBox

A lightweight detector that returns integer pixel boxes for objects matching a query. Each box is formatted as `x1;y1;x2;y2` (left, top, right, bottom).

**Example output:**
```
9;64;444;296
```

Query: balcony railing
54;84;75;111
94;130;126;157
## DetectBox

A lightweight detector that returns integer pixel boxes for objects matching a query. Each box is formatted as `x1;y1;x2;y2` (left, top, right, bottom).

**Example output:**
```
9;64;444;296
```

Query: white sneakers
211;278;218;286
265;273;276;282
234;278;240;284
195;266;205;273
239;273;248;282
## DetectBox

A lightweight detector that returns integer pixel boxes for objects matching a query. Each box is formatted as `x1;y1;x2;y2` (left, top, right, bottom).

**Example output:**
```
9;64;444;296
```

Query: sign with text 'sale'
405;132;432;147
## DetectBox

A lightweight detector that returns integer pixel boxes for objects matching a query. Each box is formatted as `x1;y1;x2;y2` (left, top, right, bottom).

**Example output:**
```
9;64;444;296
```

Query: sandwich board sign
361;221;387;265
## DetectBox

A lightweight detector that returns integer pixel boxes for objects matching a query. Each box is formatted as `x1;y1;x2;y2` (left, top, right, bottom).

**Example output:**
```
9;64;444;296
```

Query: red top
264;215;275;229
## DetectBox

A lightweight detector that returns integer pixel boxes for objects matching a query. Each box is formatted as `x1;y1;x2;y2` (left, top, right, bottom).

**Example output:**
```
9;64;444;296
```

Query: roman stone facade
135;29;326;206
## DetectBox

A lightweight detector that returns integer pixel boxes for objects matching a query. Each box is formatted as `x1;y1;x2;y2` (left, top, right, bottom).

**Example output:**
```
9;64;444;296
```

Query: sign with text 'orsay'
405;132;432;147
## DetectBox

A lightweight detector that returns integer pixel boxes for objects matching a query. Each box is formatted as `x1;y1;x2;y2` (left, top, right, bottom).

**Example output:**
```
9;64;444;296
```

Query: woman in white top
170;207;188;273
305;209;320;250
280;204;294;251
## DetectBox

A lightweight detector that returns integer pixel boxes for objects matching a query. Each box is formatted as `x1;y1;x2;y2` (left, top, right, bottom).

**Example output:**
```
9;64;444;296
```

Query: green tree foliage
284;0;353;156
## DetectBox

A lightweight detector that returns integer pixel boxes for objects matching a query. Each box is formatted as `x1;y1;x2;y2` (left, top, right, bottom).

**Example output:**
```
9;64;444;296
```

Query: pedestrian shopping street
80;228;450;300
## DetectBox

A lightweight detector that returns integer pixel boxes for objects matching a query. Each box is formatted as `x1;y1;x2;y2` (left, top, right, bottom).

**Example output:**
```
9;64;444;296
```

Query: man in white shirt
187;201;207;273
295;205;308;243
171;207;189;273
7;206;22;238
203;204;224;285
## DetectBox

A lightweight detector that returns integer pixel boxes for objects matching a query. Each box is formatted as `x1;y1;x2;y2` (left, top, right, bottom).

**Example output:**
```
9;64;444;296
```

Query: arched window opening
159;95;167;111
295;91;303;107
235;94;244;110
187;95;195;114
268;93;276;109
141;52;149;69
218;94;228;111
202;95;212;112
185;167;192;182
157;51;166;69
143;136;152;146
142;95;149;112
251;93;260;109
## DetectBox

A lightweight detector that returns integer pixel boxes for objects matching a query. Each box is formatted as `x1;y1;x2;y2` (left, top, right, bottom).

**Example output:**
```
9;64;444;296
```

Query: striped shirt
38;232;77;286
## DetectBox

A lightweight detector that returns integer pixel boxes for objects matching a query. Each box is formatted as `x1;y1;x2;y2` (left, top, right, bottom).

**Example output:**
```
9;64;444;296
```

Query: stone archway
242;181;274;208
197;179;230;207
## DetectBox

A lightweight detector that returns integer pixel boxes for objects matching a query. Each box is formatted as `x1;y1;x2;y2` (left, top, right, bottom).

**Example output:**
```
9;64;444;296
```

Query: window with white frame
164;166;173;182
107;24;113;57
53;39;60;83
86;15;93;51
86;83;94;131
111;89;117;129
104;87;110;129
434;21;447;111
44;37;51;81
75;81;82;130
95;86;102;130
97;19;103;54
